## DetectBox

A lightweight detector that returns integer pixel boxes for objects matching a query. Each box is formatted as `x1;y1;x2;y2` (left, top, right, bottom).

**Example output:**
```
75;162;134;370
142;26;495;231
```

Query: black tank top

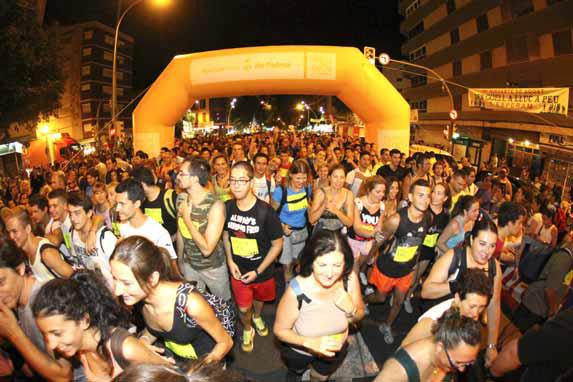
420;207;450;258
377;207;430;278
146;283;215;359
348;200;382;241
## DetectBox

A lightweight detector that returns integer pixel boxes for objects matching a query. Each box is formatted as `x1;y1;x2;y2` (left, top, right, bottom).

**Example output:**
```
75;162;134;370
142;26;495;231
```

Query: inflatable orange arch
133;46;410;157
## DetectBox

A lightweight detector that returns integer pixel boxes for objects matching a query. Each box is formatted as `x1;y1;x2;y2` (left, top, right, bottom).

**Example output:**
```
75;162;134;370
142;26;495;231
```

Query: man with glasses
375;309;481;382
176;158;231;301
223;161;283;353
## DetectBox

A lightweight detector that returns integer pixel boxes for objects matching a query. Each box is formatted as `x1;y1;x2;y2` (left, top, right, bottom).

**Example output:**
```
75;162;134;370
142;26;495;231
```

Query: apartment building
399;0;573;174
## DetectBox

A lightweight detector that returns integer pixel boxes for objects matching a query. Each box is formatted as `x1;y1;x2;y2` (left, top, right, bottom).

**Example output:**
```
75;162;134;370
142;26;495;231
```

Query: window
81;103;91;113
553;30;573;55
81;83;91;91
446;0;456;14
103;68;113;78
117;71;124;81
82;123;94;135
118;56;125;65
408;22;425;40
509;0;533;17
82;47;92;56
81;65;91;76
450;29;460;44
453;60;462;76
103;85;112;95
411;75;427;87
480;51;492;69
506;35;529;63
117;88;124;97
476;14;489;33
104;35;114;45
409;46;426;62
410;100;427;112
405;0;421;16
83;30;93;40
103;51;113;62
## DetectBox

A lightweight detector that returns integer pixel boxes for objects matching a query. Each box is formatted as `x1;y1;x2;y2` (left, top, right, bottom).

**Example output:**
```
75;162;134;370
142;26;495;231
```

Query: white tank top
30;238;58;282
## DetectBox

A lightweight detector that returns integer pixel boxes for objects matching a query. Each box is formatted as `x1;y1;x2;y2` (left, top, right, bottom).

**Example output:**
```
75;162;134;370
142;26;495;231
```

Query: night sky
45;0;404;93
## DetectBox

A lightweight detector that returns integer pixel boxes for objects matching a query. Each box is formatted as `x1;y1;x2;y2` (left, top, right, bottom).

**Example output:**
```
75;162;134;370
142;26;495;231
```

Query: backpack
175;283;236;338
519;246;573;284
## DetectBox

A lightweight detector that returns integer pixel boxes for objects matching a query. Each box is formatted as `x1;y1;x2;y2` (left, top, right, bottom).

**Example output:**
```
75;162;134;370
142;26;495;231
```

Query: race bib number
231;237;259;258
165;340;198;360
393;245;418;263
145;208;164;225
423;233;439;248
178;218;200;239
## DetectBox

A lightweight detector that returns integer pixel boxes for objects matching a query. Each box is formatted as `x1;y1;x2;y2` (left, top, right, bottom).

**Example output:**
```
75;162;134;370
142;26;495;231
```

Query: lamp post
111;0;171;140
227;98;237;127
378;53;458;145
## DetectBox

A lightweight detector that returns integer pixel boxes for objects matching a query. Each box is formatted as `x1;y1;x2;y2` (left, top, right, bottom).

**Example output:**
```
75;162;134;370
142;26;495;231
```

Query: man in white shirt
115;179;179;274
251;152;275;203
346;151;373;196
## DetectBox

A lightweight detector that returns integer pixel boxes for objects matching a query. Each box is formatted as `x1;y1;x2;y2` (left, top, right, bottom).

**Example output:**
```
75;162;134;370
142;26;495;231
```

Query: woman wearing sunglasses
374;309;481;382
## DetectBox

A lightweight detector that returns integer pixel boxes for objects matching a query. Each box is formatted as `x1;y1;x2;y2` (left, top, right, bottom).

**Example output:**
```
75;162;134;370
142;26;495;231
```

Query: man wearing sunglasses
374;309;481;382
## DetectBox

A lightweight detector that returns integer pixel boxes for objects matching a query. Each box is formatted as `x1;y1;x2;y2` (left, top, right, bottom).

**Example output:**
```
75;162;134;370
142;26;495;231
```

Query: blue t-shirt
272;186;311;229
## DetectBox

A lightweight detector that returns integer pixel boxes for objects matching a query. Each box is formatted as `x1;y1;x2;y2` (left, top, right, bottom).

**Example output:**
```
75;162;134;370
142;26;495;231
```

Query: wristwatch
487;343;497;350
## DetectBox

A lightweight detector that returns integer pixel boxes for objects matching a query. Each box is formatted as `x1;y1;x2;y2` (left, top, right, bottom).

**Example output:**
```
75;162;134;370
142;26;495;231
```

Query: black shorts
280;343;348;377
419;247;436;262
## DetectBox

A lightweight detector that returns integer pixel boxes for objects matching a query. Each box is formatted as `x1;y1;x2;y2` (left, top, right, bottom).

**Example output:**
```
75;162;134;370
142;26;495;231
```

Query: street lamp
227;98;237;126
111;0;171;140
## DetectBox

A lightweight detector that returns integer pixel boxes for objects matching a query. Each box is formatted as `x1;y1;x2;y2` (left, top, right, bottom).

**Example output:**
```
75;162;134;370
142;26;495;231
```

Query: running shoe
379;323;394;344
252;316;269;337
242;327;255;352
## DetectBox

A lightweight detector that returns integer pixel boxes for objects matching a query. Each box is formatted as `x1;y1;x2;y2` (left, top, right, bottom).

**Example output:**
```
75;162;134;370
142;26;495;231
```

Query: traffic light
363;46;376;64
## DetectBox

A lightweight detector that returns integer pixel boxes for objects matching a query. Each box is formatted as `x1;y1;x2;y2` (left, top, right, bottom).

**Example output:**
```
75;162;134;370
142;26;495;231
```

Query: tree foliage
0;0;63;136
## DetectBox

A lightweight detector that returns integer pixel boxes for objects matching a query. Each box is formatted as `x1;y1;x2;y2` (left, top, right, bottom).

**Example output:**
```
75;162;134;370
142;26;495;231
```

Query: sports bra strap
392;348;420;382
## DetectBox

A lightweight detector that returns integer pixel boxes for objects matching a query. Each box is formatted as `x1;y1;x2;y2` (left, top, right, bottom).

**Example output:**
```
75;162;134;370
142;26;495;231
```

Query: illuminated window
103;85;112;95
103;68;113;78
117;88;124;97
81;103;91;113
81;65;91;76
105;35;114;45
83;30;93;40
81;83;91;91
82;47;92;56
103;51;113;61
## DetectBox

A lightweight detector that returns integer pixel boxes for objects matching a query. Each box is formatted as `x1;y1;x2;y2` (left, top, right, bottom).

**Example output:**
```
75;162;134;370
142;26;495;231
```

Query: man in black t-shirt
223;161;283;353
376;148;407;181
491;307;573;382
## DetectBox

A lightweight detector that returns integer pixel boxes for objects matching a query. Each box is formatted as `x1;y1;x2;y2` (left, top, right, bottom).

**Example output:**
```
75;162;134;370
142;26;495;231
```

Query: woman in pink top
32;271;167;382
274;230;365;381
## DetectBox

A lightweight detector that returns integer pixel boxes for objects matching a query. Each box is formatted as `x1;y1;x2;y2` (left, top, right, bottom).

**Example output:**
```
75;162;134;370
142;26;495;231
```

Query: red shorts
231;276;276;309
368;266;413;294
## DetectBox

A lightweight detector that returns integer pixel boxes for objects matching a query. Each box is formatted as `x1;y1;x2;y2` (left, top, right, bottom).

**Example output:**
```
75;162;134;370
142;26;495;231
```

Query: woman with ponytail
109;236;233;365
32;270;168;381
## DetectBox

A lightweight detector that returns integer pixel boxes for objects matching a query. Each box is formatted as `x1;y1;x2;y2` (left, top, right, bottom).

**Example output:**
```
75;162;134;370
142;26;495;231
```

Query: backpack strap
164;189;177;219
266;178;272;200
289;278;312;310
447;246;463;279
277;185;288;216
109;327;131;370
98;227;116;253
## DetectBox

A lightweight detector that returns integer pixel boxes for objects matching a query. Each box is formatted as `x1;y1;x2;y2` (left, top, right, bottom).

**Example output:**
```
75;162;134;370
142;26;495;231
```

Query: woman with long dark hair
32;271;168;381
437;195;480;255
109;236;233;365
274;230;364;381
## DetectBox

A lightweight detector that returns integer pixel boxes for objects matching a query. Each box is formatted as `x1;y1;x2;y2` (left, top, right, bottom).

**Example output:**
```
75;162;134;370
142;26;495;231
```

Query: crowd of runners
0;130;571;382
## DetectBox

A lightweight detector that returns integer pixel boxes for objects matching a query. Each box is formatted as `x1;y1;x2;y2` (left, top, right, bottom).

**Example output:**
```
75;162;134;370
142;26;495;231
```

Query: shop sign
468;87;569;116
540;133;573;147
